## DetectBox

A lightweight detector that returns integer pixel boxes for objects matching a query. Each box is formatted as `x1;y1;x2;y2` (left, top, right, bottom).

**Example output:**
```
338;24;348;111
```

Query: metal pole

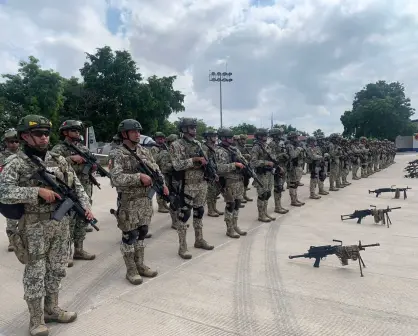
219;80;223;128
209;70;232;129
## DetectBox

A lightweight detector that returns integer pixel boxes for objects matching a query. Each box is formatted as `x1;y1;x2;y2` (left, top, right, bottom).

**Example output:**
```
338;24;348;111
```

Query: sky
1;0;418;135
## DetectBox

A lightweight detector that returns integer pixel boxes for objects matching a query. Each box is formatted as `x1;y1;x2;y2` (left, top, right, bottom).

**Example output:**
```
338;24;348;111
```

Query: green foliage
230;123;257;135
273;124;309;136
313;129;325;138
341;80;415;140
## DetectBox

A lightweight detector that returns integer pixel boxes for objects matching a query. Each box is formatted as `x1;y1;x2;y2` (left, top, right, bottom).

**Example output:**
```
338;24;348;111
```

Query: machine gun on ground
368;186;411;199
288;239;380;277
341;205;400;227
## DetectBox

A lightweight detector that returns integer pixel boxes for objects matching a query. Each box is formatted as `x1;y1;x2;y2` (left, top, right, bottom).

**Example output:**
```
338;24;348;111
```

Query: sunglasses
68;128;81;133
7;140;19;144
31;130;50;137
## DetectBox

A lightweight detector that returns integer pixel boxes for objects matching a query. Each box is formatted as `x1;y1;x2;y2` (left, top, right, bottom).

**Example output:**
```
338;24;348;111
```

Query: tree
341;80;415;140
313;129;325;138
273;124;309;136
230;123;257;135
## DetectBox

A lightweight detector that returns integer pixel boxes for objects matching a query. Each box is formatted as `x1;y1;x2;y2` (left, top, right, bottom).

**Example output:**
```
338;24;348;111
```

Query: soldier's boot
122;252;143;285
207;201;220;217
343;175;351;186
257;199;271;222
244;189;253;201
214;201;224;215
85;226;93;233
194;227;214;250
26;298;49;336
44;293;77;324
73;241;95;260
241;198;247;204
264;200;276;221
361;168;368;178
318;180;329;195
177;226;192;259
294;189;305;206
274;192;289;214
297;181;304;186
309;179;321;199
67;243;74;268
233;215;247;236
336;178;344;188
225;217;240;238
289;188;302;206
329;177;339;191
135;243;158;278
157;198;169;213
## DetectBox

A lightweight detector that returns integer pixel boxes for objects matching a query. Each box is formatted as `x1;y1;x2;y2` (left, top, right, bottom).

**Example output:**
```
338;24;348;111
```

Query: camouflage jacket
236;143;251;161
0;151;90;214
156;147;173;174
286;142;304;168
267;140;289;166
51;141;92;185
305;146;323;164
150;145;161;160
202;142;217;161
109;145;163;196
170;137;208;182
250;141;273;169
0;149;19;166
215;145;240;180
328;142;341;164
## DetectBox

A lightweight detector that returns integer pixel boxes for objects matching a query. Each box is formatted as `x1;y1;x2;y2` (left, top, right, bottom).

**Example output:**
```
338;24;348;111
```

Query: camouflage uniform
328;133;342;191
110;119;159;286
267;128;289;214
339;138;351;187
350;139;361;180
285;132;306;206
305;136;323;199
216;128;247;238
0;115;87;336
155;134;179;229
316;135;330;195
150;132;169;213
359;137;369;178
202;128;224;217
170;118;214;259
51;120;96;267
250;129;276;222
0;128;20;252
236;134;253;202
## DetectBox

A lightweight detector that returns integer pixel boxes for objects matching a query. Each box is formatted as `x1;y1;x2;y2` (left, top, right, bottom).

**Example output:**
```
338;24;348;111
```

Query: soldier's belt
119;189;149;200
25;211;56;221
185;178;206;184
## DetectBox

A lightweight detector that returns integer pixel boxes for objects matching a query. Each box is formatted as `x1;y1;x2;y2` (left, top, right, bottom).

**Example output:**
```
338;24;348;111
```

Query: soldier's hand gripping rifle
29;155;99;231
368;186;411;199
193;140;218;183
288;239;380;277
64;141;111;189
123;144;179;212
227;147;264;188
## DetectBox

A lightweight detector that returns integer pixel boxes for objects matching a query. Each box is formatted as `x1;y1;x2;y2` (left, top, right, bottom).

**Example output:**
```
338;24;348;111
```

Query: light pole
209;71;233;128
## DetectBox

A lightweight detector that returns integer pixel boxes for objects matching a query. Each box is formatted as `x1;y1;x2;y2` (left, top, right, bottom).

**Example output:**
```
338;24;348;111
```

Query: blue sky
106;6;123;35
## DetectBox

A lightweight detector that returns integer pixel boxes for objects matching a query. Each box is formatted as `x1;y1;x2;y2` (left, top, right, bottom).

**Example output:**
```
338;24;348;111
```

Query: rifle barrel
360;243;380;248
288;254;307;259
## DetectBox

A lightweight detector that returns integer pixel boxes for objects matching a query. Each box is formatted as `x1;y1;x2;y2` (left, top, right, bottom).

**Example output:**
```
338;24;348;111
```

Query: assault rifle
341;205;400;226
193;140;218;183
29;155;99;231
288;239;380;277
122;144;180;212
64;141;111;189
227;146;264;188
368;186;411;199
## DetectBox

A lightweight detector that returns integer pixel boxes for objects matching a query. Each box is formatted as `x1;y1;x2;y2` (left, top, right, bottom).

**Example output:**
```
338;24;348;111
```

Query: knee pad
193;206;204;219
122;229;139;245
288;182;297;189
274;185;283;193
226;202;235;212
137;225;149;240
262;190;271;200
179;207;191;223
234;199;241;210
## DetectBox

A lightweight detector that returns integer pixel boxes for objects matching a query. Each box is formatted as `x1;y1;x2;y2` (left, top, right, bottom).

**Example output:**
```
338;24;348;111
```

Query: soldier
315;135;330;195
155;133;179;229
170;118;214;259
109;119;161;285
267;128;289;214
350;138;361;180
250;128;276;222
0;128;20;252
202;128;224;217
328;133;342;191
339;137;351;187
358;136;369;178
0;115;93;336
285;131;305;206
150;132;169;213
215;128;248;238
236;134;253;202
305;136;323;199
51;120;96;268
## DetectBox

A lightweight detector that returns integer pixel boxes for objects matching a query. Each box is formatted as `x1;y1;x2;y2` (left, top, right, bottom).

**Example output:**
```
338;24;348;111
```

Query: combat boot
135;244;158;278
241;198;247;204
264;201;276;220
244;189;253;202
329;177;339;191
274;192;289;214
342;176;351;186
177;227;192;259
309;179;321;199
194;227;214;250
157;197;169;213
257;199;271;222
225;218;240;238
318;181;329;195
26;298;49;336
336;179;344;189
73;241;95;260
44;292;77;324
290;188;302;207
297;181;304;186
207;201;219;217
214;202;224;215
123;252;143;285
233;216;247;236
294;190;305;206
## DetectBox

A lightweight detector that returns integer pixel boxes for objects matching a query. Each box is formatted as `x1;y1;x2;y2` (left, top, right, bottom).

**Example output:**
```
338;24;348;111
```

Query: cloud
1;0;418;135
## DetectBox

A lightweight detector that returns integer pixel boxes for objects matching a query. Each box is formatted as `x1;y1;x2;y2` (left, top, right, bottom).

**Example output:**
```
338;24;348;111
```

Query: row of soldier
0;115;395;336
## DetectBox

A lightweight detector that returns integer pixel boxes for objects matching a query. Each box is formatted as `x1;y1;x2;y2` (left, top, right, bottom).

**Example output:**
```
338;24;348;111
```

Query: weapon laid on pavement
341;205;401;226
368;186;411;199
341;208;373;224
288;239;380;277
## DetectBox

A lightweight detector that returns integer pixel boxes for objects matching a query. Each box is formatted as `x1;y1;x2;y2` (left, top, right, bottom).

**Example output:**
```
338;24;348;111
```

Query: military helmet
3;128;17;140
307;136;316;143
255;128;268;137
239;134;247;140
233;135;240;140
17;115;52;137
117;119;142;133
269;128;284;137
217;128;234;138
202;127;217;138
177;118;197;131
154;132;166;138
359;136;367;141
287;131;298;138
59;120;83;133
166;134;178;143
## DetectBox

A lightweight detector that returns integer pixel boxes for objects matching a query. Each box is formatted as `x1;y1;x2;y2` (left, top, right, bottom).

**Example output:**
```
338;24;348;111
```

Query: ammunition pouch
256;167;273;174
0;203;24;220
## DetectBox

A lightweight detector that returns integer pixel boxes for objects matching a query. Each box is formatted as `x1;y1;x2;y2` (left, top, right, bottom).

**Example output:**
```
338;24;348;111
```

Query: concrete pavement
1;154;418;336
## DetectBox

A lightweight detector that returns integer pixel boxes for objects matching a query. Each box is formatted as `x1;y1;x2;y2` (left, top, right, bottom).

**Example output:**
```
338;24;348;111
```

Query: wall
396;135;415;151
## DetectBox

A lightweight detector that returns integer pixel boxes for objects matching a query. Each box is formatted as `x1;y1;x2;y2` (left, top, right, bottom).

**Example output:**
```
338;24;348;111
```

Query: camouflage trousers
329;162;340;188
180;182;207;230
207;182;221;202
70;182;92;245
254;172;273;197
222;180;244;222
287;166;303;186
22;215;70;300
6;218;18;234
